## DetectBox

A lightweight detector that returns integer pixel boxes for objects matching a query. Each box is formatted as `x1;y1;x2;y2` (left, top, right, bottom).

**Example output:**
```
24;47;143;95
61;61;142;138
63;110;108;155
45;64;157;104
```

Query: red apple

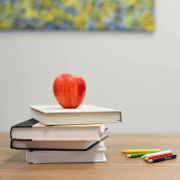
53;74;86;108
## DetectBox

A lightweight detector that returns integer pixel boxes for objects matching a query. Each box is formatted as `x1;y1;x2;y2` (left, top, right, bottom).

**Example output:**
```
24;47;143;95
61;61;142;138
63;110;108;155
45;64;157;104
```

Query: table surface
0;132;180;180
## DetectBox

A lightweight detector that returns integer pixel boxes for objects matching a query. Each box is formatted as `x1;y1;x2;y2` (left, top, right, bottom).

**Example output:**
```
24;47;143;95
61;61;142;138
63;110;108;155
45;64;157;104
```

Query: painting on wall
0;0;155;32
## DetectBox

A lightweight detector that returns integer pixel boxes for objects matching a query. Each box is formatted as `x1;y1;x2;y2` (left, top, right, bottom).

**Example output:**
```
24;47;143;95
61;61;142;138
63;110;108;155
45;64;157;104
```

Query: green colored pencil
125;152;155;158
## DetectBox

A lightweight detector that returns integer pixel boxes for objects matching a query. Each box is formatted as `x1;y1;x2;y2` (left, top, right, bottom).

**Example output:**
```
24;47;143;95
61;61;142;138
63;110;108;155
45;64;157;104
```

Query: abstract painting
0;0;155;32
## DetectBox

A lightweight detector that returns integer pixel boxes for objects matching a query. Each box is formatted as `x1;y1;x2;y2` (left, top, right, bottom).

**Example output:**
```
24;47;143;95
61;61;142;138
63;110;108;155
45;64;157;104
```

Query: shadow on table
1;150;101;171
2;151;27;164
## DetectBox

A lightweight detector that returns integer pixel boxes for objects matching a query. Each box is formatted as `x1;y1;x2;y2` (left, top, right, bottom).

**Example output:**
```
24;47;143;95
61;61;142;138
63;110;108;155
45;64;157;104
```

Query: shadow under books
3;151;101;170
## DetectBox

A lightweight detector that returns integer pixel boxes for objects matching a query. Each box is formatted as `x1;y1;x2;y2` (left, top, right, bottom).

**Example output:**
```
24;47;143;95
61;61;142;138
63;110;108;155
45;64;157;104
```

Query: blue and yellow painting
0;0;155;32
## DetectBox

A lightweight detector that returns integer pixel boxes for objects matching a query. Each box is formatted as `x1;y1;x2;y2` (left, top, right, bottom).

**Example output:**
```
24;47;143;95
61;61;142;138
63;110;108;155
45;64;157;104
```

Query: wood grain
0;132;180;180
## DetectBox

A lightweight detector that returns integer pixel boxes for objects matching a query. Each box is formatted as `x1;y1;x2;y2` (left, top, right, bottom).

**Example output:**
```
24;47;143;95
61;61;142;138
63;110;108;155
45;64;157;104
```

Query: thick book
10;133;108;151
29;104;122;125
10;119;106;141
26;141;106;163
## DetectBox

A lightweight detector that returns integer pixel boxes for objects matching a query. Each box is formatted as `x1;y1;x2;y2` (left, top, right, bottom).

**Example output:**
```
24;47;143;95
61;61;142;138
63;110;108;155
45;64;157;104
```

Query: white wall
1;0;180;132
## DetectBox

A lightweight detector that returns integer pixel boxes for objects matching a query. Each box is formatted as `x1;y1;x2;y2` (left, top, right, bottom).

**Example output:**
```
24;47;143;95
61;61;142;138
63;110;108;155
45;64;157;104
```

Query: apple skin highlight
53;74;86;108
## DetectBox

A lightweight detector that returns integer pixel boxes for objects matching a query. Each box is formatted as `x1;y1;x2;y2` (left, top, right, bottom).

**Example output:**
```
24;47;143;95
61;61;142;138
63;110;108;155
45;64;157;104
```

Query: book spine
10;119;39;140
10;126;14;140
120;112;122;122
10;139;32;149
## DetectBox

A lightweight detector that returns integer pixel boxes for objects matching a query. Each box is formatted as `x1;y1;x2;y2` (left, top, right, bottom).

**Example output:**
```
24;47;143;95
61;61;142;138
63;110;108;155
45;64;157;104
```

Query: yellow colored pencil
144;157;149;161
125;154;132;158
119;149;160;154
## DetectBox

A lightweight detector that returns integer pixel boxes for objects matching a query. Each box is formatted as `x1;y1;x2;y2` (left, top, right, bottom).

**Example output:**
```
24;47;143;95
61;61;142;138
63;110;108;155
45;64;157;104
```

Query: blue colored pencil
147;154;177;163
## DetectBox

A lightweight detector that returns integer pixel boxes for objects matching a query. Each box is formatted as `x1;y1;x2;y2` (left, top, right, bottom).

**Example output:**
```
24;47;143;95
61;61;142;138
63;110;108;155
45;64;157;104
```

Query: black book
10;119;106;141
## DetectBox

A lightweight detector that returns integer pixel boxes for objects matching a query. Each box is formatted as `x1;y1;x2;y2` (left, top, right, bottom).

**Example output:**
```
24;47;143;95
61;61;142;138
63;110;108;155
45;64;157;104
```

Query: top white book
29;105;122;125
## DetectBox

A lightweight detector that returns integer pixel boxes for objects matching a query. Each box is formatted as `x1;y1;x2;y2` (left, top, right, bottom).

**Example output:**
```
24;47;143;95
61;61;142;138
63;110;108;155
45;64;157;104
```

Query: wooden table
0;132;180;180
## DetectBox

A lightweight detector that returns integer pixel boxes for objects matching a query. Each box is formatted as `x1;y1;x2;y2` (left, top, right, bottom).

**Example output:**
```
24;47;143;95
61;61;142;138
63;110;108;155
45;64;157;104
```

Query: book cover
10;119;105;141
10;134;108;151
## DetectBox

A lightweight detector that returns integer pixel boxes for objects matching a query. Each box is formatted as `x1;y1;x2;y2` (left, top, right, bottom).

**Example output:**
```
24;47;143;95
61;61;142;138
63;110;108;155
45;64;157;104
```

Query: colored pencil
119;149;160;154
146;154;177;163
141;150;171;159
144;153;172;161
125;152;155;158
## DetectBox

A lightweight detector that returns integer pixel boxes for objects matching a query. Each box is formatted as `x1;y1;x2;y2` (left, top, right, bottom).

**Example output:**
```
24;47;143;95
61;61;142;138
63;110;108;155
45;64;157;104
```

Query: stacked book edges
10;105;122;163
26;141;107;164
10;119;108;151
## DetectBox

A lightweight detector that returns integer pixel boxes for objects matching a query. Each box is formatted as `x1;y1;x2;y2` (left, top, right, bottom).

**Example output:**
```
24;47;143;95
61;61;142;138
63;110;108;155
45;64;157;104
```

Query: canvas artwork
0;0;155;32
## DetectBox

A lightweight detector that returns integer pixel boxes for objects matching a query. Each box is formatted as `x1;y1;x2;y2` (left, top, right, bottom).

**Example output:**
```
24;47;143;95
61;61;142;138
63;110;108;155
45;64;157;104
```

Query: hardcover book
29;104;122;125
26;141;107;163
10;134;108;151
10;119;106;141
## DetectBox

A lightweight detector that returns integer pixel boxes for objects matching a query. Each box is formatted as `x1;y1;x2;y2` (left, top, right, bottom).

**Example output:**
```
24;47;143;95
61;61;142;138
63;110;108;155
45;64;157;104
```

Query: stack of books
10;105;121;163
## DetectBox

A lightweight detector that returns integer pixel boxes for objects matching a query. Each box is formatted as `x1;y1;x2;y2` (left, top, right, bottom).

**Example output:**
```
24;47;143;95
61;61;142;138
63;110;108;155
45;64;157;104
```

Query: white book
29;104;121;125
26;141;107;163
11;119;105;141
